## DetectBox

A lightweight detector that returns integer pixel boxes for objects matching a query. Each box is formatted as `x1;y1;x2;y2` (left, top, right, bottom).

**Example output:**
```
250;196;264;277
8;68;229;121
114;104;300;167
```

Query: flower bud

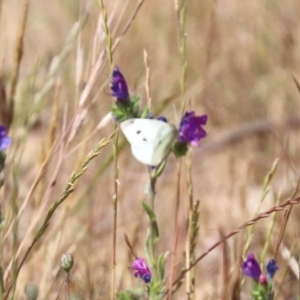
25;283;39;300
61;253;74;272
111;67;129;102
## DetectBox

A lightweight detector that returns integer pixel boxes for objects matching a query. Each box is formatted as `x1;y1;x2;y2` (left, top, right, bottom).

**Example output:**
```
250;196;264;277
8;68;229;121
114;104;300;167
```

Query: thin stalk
10;167;20;299
144;50;152;110
176;0;192;297
65;272;70;300
148;170;157;264
97;1;116;299
243;158;279;258
260;190;281;264
168;160;181;300
111;127;119;299
0;265;4;299
9;0;30;127
176;0;187;116
97;0;113;68
185;148;195;300
149;172;157;211
274;177;300;259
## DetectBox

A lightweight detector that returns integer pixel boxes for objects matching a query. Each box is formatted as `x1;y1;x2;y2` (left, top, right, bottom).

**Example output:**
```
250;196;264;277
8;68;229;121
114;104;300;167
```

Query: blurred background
1;0;300;298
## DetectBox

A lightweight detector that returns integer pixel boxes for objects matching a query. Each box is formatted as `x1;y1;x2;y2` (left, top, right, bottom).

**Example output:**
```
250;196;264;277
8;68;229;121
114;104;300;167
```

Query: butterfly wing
150;123;177;166
120;119;177;166
130;143;155;166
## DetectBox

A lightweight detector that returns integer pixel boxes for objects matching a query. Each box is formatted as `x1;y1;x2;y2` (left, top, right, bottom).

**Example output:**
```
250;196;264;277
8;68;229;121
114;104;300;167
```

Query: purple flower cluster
178;112;207;146
111;67;129;102
242;253;278;284
0;126;11;151
131;258;152;284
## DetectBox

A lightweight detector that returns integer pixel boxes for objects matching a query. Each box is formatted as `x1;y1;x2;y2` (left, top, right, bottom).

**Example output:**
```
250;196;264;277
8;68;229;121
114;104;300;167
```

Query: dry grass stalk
3;133;114;299
143;50;152;111
292;75;300;94
220;229;229;300
167;160;182;300
124;232;138;260
0;75;9;128
9;0;30;127
170;195;300;293
48;77;61;148
273;179;300;259
111;0;145;53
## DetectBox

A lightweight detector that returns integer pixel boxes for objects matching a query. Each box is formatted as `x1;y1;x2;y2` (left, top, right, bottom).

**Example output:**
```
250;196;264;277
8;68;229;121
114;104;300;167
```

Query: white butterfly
120;118;177;166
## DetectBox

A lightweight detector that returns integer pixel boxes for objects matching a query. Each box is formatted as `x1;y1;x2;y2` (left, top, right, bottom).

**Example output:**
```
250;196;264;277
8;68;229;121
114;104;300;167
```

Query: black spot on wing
136;130;141;134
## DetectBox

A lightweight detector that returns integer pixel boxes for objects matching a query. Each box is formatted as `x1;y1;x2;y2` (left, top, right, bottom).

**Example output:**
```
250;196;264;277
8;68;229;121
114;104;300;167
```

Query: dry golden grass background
1;0;300;299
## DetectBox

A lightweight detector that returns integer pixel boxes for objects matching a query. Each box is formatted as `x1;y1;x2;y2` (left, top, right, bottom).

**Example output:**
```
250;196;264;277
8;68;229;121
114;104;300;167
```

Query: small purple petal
266;259;278;279
0;126;11;151
242;253;262;280
111;67;129;102
178;111;207;146
157;116;168;123
198;114;208;125
131;258;152;284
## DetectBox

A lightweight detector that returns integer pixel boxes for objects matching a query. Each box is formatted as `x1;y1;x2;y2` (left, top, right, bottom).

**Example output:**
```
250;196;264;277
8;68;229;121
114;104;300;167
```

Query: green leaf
157;252;169;281
131;94;140;117
140;105;150;119
116;288;146;300
142;201;159;241
145;229;152;264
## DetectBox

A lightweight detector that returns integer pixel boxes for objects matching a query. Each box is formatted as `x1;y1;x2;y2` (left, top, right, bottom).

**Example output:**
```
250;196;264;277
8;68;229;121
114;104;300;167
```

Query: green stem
65;272;70;300
111;127;119;299
148;170;157;265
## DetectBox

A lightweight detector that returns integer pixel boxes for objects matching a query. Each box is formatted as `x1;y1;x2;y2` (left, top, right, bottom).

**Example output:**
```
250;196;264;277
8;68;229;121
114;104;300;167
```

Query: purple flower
266;259;278;279
178;111;207;146
111;67;129;102
242;253;262;280
0;126;11;151
131;258;151;284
